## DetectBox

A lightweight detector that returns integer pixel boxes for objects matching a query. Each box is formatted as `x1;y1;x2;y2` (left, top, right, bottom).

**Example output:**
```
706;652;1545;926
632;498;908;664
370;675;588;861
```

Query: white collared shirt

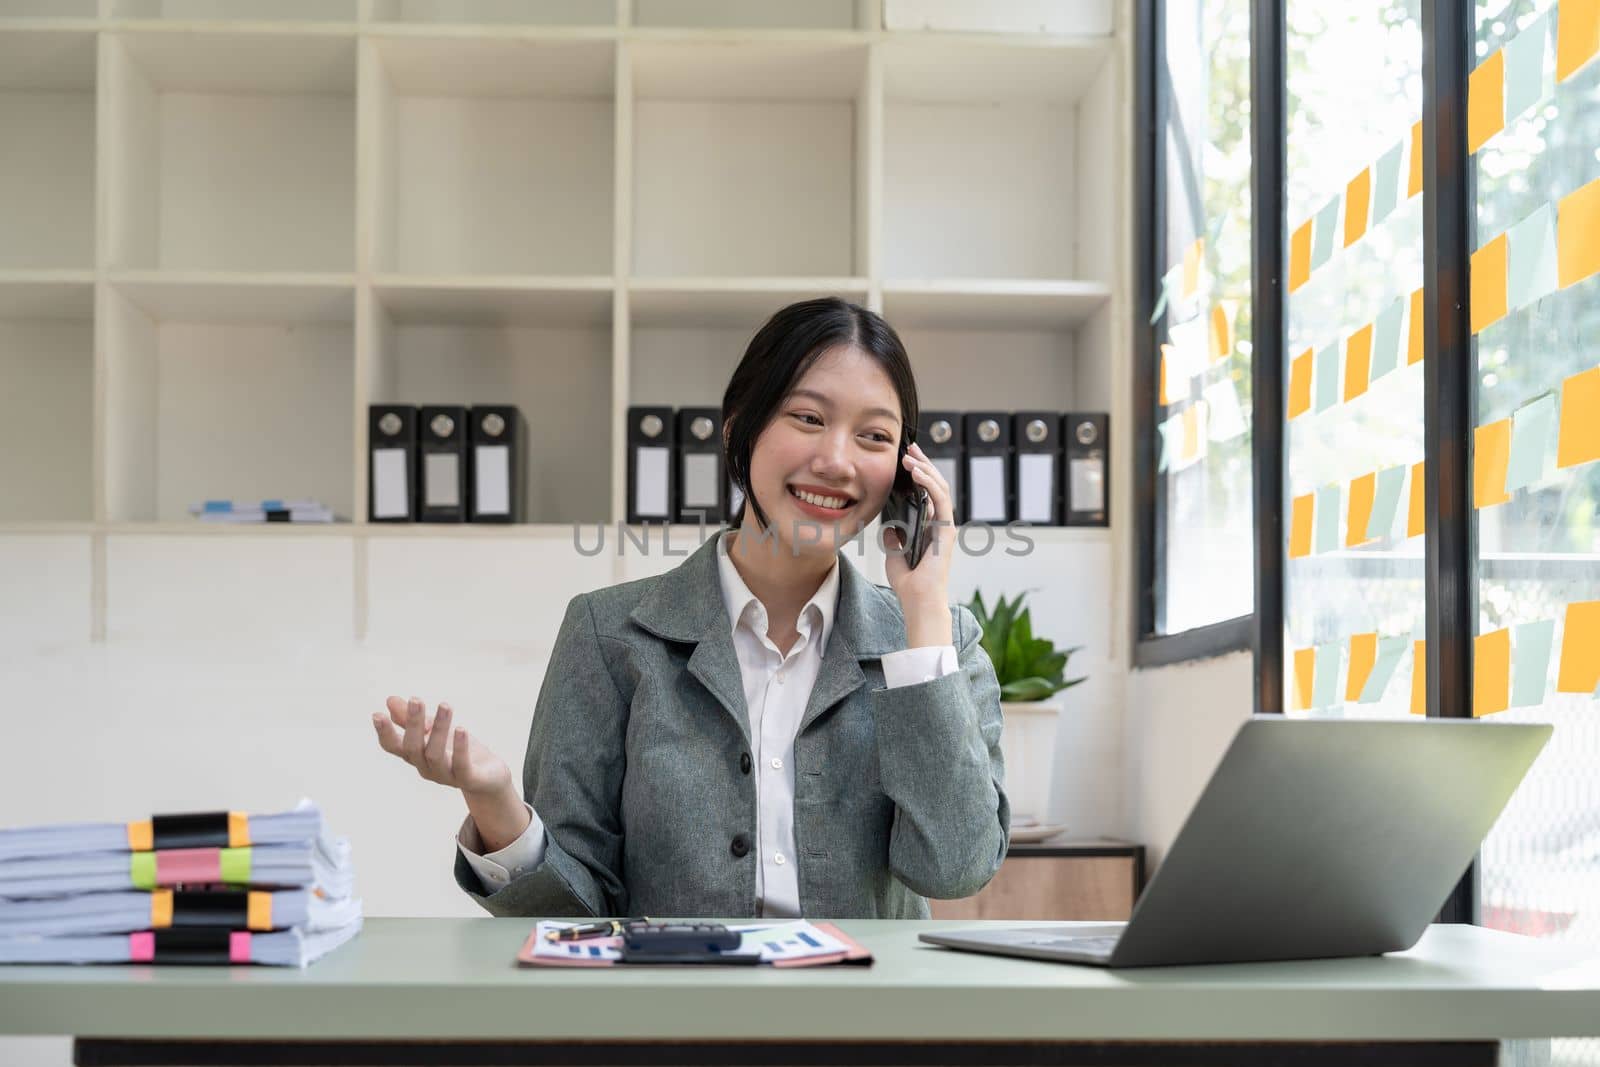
457;532;960;915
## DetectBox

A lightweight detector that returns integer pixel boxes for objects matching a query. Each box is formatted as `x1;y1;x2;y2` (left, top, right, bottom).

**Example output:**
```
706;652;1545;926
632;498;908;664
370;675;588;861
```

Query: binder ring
430;413;455;438
378;412;402;437
929;419;952;444
640;414;664;438
1025;419;1049;443
690;416;715;441
1075;420;1099;445
481;412;506;437
977;419;1000;443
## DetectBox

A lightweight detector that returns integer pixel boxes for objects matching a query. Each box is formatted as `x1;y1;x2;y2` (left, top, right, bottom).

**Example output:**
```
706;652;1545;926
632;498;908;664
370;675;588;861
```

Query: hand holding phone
881;435;935;568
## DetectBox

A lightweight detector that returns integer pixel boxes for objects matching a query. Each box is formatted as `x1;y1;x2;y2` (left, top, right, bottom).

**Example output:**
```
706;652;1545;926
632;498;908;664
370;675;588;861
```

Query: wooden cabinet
929;838;1144;921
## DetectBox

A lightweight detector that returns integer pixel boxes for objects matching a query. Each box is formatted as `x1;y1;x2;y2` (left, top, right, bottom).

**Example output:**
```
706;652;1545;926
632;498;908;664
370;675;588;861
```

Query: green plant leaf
1000;676;1058;702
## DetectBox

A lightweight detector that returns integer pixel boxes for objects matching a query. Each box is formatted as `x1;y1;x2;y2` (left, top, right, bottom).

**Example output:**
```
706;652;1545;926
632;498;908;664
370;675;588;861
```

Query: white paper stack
0;799;361;967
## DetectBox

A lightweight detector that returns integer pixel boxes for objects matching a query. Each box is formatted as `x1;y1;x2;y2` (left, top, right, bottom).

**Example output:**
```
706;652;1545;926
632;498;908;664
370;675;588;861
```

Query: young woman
372;297;1009;919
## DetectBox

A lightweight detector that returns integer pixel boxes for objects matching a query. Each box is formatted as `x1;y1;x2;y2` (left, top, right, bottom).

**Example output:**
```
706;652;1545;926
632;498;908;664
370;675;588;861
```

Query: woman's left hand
884;441;958;648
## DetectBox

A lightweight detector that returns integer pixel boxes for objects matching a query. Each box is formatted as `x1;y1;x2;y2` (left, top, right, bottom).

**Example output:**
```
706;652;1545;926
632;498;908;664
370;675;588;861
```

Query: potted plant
967;590;1086;839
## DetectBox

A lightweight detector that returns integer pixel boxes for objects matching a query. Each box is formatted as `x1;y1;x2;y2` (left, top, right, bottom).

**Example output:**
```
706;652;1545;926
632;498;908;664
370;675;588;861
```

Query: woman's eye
791;412;823;426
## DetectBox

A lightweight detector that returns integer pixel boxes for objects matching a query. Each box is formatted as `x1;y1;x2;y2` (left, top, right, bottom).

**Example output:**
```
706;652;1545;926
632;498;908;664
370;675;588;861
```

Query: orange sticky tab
1407;287;1426;364
1293;647;1316;711
1288;349;1313;420
248;891;273;931
151;889;173;929
1557;600;1600;693
1557;178;1600;289
1289;492;1314;558
1344;168;1371;246
1182;404;1200;458
127;820;153;852
1407;461;1427;539
1557;365;1600;469
1209;304;1231;363
1289;220;1312;291
1346;472;1377;547
1346;633;1378;702
1345;324;1374;401
1558;0;1600;81
1471;233;1509;334
1182;238;1204;298
1474;419;1514;508
1408;121;1424;198
1159;344;1173;406
1411;640;1428;715
229;811;250;849
1468;49;1506;154
1474;628;1511;717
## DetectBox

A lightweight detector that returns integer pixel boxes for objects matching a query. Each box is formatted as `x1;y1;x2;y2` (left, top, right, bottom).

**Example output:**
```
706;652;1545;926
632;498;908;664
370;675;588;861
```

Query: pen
545;917;650;942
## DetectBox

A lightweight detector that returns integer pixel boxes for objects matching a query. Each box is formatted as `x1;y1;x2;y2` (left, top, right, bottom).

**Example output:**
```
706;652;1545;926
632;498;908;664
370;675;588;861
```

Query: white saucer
1008;823;1069;843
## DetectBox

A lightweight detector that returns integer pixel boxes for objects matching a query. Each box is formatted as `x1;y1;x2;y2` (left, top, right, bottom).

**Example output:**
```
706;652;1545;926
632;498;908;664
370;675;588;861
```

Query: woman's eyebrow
788;388;900;424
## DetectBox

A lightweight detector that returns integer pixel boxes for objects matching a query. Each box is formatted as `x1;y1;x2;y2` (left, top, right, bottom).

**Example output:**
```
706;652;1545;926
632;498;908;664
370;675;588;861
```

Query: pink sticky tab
130;932;155;963
156;847;221;886
229;931;252;964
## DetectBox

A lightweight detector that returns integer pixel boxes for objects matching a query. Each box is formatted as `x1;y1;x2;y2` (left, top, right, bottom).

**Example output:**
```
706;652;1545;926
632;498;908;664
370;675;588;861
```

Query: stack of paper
187;499;337;524
0;799;361;967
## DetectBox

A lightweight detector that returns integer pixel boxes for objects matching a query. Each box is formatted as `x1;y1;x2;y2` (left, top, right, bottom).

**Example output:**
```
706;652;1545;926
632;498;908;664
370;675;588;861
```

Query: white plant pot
998;699;1063;827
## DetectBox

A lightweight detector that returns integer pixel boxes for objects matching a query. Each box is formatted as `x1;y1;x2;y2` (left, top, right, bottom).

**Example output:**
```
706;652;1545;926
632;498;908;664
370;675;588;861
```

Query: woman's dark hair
722;297;918;529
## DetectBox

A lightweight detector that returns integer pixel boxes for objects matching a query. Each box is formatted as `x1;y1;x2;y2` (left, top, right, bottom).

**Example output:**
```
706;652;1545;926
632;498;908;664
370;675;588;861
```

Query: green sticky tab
1369;297;1406;382
1367;465;1407;542
130;851;157;890
1314;484;1341;554
1310;196;1340;270
1507;203;1558;312
1506;392;1556;493
1313;344;1340;413
1502;14;1548;124
1360;636;1411;703
1371;142;1403;225
1312;642;1342;709
1511;619;1555;708
219;847;252;885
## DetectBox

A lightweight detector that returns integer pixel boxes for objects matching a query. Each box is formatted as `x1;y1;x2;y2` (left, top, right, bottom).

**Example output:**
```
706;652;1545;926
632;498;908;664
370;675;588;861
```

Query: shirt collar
716;530;839;652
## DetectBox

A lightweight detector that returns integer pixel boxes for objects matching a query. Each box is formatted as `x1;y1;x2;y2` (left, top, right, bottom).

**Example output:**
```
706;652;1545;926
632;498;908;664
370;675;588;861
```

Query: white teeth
791;487;849;510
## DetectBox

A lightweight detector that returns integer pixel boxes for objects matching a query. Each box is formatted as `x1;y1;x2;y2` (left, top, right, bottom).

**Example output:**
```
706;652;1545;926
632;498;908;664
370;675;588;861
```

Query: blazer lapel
797;551;907;735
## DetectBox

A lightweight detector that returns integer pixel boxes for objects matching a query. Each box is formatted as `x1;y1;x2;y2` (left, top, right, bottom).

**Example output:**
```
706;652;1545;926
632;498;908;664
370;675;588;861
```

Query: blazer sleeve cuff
456;802;547;893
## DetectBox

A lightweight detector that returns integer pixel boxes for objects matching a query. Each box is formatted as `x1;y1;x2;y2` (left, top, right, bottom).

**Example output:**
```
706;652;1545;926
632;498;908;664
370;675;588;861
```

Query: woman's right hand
372;695;514;800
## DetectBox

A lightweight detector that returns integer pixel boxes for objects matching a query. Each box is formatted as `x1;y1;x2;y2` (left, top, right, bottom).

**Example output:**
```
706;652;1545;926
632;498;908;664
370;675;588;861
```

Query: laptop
920;715;1552;967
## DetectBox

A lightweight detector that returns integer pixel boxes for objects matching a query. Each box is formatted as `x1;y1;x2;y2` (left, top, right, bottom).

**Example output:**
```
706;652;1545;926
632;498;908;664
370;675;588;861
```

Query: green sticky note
1511;618;1555;707
1507;202;1558;311
1314;484;1341;554
129;851;157;890
1360;635;1411;703
1310;196;1340;270
1502;14;1548;124
1371;142;1403;226
220;847;252;885
1313;344;1340;413
1313;642;1342;708
1506;392;1556;493
1369;297;1406;382
1367;464;1407;541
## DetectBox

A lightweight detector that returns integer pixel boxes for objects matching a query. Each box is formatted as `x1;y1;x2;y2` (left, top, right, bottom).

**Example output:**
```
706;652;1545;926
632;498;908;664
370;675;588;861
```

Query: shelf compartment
0;1;95;18
103;30;356;273
107;1;359;21
369;35;614;277
882;279;1110;330
102;280;356;523
629;277;868;327
0;30;96;271
632;0;868;31
0;280;93;522
370;286;613;523
630;40;866;278
369;1;616;27
373;277;612;327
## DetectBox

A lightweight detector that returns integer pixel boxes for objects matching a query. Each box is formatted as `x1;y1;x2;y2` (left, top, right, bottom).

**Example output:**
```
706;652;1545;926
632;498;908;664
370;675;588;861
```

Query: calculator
619;922;755;964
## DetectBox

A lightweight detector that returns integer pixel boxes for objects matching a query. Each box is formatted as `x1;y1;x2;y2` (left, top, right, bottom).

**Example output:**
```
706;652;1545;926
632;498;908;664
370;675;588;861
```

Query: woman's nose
812;432;854;477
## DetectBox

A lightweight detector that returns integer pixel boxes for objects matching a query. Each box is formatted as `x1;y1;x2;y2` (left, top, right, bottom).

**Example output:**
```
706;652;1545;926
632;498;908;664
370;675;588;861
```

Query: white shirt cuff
881;644;960;689
456;802;546;892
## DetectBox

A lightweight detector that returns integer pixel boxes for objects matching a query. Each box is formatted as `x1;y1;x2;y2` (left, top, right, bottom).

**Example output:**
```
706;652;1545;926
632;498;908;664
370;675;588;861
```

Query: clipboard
516;920;873;968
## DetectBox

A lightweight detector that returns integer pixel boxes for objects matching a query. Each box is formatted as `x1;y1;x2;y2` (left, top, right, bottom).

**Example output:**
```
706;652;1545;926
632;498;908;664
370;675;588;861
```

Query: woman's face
743;344;904;559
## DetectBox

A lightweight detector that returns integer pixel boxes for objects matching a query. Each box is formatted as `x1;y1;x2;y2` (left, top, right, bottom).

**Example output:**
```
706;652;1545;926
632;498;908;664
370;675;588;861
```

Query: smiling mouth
788;485;856;511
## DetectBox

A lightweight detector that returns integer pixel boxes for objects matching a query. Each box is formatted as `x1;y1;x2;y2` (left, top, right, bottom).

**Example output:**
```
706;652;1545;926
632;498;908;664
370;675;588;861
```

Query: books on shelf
188;500;337;524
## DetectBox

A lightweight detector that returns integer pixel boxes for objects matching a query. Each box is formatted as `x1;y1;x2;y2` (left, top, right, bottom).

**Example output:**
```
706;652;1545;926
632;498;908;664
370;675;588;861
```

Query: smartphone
881;440;935;569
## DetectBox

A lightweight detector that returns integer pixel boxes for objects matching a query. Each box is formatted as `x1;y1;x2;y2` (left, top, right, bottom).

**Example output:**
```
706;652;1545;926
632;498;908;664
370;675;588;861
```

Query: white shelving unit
0;0;1123;534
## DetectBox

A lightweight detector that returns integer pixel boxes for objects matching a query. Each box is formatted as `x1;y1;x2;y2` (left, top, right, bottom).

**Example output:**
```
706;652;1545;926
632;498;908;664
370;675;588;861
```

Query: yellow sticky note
1468;49;1506;154
1411;639;1427;715
1407;460;1427;539
1289;220;1312;292
1474;627;1511;717
1287;348;1313;420
1344;168;1371;247
1407;287;1426;364
1289;492;1314;558
1159;343;1172;406
1182;404;1200;458
1346;472;1376;547
1557;600;1600;693
1557;365;1600;469
1471;233;1509;334
1344;324;1373;402
1346;633;1378;702
1558;0;1600;81
1182;238;1204;298
1474;418;1513;508
1408;120;1424;199
1557;178;1600;289
1209;304;1232;363
1292;647;1316;711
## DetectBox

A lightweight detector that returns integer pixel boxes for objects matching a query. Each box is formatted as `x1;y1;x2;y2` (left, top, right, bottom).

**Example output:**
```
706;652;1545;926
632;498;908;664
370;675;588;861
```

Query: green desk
2;918;1597;1066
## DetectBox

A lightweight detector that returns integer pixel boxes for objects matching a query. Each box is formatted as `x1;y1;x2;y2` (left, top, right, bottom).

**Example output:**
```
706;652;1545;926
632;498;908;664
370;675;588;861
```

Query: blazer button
730;833;750;858
739;752;752;775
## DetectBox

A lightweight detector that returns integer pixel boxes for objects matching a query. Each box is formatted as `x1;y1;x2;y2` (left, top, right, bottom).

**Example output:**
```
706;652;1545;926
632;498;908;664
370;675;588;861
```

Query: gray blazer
453;534;1010;918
